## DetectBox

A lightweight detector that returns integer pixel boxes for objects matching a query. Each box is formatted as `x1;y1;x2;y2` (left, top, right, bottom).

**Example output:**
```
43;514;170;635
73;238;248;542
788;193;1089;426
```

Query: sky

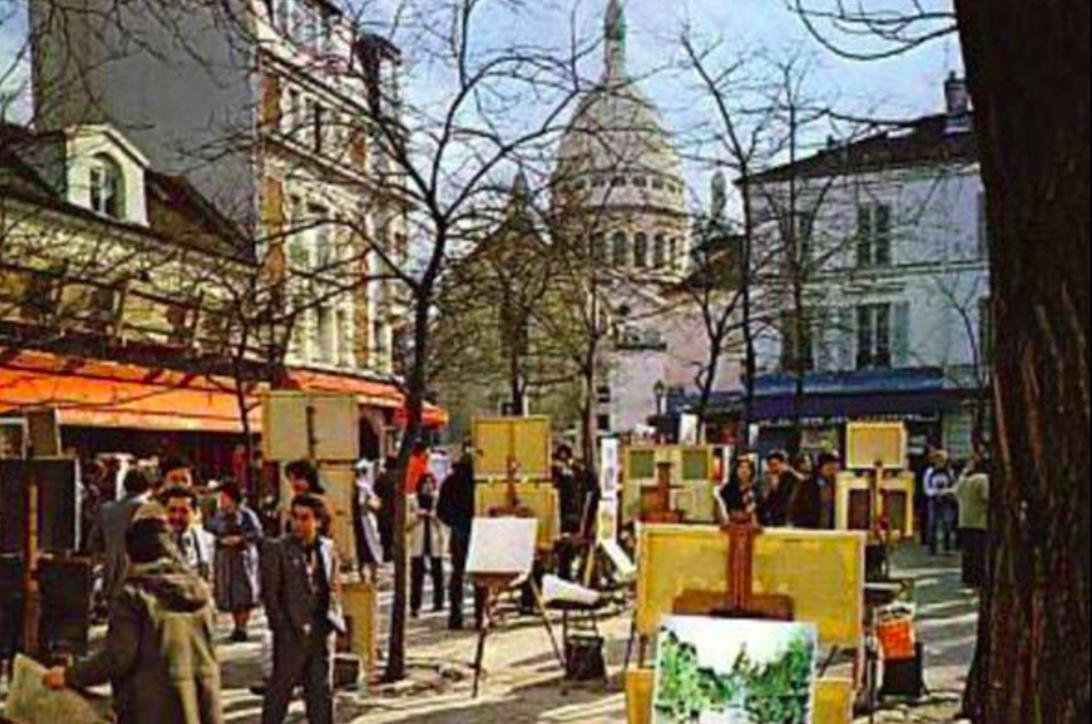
1;0;962;206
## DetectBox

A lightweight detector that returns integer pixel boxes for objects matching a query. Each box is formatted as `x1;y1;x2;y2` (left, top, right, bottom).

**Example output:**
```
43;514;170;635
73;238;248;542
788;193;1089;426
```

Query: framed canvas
654;616;818;724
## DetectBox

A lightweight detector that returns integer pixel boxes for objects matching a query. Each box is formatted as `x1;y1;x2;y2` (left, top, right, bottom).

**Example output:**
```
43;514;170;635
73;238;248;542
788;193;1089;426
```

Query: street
206;543;977;723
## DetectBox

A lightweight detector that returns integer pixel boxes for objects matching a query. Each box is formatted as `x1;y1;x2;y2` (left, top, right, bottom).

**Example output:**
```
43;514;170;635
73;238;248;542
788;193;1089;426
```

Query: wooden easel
673;521;794;621
639;461;684;524
472;456;564;698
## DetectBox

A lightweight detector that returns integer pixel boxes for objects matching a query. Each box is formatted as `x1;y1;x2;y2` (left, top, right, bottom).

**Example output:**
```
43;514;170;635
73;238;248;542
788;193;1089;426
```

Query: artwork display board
622;446;716;525
845;422;907;471
653;616;818;723
0;459;80;554
635;525;865;650
472;416;551;480
474;482;559;550
261;392;360;462
467;517;538;576
834;472;916;539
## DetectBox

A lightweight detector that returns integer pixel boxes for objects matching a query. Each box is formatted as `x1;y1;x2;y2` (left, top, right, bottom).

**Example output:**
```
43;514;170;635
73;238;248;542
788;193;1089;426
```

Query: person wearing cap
789;452;840;530
44;505;223;723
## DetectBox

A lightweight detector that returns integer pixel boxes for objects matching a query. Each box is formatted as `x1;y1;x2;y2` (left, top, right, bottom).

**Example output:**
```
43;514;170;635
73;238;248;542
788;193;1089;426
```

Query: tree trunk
384;294;432;682
954;1;1090;720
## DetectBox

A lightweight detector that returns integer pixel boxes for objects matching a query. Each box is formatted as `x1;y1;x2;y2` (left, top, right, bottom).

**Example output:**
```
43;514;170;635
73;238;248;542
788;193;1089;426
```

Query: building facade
731;75;990;463
29;0;408;378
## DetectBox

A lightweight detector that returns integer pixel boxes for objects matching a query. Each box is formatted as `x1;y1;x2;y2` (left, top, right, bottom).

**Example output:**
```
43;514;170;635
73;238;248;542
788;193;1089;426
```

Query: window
652;177;664;190
611;176;626;188
596;385;612;405
634;232;649;268
633;177;647;188
597;413;612;433
309;204;332;267
89;155;124;219
857;203;892;267
653;234;667;268
669;238;679;270
21;269;60;322
857;304;892;369
611;231;629;267
591;233;606;265
316;305;336;363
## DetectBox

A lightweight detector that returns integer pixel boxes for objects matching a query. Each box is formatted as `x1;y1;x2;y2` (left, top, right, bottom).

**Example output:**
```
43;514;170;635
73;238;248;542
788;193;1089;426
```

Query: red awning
285;369;448;429
0;350;259;434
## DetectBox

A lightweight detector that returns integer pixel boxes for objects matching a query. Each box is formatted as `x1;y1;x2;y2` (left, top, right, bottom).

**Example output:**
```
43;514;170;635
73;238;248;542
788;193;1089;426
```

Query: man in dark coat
260;494;346;724
761;450;796;527
437;452;478;630
89;468;153;601
789;453;840;530
44;507;223;724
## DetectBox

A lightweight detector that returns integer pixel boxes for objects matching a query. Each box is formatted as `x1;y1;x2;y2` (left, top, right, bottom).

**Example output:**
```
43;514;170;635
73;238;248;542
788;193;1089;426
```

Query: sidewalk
214;541;976;723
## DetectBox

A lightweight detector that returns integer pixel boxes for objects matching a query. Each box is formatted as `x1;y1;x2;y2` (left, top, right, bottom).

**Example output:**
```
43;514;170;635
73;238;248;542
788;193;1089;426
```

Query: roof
746;113;978;185
1;122;253;264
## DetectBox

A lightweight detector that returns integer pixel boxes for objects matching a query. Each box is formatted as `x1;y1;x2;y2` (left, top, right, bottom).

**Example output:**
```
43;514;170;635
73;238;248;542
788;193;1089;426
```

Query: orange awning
286;369;449;429
0;350;259;434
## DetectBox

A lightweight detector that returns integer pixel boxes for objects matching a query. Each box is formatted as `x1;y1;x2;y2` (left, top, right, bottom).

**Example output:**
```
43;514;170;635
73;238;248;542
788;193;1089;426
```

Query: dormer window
89;154;124;219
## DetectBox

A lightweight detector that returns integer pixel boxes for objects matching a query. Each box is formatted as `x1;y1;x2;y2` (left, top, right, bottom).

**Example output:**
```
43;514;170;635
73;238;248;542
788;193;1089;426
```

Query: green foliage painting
653;618;817;723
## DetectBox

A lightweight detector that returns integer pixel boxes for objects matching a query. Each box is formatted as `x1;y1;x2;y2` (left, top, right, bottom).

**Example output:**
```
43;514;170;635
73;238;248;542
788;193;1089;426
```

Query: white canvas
653;616;818;724
466;517;538;576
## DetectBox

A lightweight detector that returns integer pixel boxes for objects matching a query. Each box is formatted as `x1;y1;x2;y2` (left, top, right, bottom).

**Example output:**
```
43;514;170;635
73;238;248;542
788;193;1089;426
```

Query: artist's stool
546;598;610;692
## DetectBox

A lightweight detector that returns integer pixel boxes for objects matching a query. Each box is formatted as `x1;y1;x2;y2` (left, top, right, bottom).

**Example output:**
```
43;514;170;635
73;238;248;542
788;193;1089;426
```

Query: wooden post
22;465;40;657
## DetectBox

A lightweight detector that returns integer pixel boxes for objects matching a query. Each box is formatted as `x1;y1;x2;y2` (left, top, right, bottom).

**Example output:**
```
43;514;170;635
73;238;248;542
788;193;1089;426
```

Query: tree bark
954;1;1090;720
384;293;432;682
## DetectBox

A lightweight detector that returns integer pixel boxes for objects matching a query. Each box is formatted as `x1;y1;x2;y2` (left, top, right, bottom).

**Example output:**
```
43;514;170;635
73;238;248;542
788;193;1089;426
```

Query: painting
653;616;818;724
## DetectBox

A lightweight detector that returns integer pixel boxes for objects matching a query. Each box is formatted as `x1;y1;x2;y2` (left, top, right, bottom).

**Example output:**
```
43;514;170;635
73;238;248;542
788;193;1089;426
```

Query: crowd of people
713;447;991;588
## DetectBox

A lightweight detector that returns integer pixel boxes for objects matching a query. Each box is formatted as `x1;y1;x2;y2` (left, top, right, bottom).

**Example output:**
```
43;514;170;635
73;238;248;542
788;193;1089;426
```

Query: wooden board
342;581;377;687
312;464;356;567
835;472;916;539
845;422;907;471
625;669;853;724
635;525;865;650
262;392;360;462
474;482;559;550
472;416;551;480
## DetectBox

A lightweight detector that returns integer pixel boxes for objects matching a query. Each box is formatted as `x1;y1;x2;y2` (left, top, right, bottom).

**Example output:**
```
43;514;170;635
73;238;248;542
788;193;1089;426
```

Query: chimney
944;72;972;133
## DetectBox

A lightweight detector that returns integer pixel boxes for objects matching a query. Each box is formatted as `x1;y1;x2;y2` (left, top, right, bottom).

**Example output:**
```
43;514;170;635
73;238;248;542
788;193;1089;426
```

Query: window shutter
262;177;285;234
262;73;282;129
893;301;911;368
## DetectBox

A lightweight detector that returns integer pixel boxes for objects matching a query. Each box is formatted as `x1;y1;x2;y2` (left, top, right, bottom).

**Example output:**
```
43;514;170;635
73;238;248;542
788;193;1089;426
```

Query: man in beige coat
954;457;990;587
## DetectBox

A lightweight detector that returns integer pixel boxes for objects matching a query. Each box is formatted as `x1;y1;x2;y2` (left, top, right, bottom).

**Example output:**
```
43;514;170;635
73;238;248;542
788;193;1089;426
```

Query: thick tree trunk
954;1;1090;720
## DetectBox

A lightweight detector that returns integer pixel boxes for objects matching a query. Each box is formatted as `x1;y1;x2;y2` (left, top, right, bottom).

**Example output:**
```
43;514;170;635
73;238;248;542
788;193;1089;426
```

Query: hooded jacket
66;558;223;724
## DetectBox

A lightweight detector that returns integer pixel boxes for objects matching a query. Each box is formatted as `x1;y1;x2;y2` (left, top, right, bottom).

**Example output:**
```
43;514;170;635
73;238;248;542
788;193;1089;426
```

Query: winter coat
437;461;476;532
66;558;223;724
788;475;834;530
406;494;449;559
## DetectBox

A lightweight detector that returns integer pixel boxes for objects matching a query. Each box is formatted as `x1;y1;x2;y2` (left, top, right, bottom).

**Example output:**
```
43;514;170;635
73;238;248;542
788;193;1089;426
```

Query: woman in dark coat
44;509;223;724
205;481;262;642
717;456;763;524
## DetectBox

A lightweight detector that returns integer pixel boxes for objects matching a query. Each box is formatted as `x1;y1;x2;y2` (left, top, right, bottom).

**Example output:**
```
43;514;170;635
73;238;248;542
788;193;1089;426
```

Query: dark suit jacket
90;494;148;599
260;535;346;639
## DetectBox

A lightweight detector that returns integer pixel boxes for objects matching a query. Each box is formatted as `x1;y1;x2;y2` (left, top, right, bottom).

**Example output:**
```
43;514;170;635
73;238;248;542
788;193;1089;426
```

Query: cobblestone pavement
209;541;977;723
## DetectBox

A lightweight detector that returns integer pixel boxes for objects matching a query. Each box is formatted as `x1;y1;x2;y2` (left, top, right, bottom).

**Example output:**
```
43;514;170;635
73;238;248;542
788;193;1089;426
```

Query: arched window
611;231;629;267
89;155;124;219
634;232;649;268
669;237;679;271
653;234;667;268
591;233;606;265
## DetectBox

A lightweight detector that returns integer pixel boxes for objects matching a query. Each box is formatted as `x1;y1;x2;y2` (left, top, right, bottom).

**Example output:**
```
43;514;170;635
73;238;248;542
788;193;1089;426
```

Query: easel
471;456;564;698
866;461;891;581
639;461;684;524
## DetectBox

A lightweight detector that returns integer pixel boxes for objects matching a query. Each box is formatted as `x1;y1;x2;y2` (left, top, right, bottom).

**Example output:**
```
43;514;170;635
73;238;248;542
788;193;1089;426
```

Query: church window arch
653;234;667;268
611;231;629;267
634;232;649;268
